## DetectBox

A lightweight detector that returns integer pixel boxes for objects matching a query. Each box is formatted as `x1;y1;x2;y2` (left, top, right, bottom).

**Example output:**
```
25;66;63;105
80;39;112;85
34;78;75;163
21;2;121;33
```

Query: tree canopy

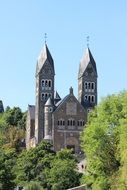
81;91;127;190
0;107;26;151
14;142;81;190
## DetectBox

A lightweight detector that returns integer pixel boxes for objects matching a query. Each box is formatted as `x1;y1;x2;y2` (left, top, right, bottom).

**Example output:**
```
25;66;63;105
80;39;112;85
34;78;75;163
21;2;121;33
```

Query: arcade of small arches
84;81;95;92
41;79;52;90
84;94;95;103
41;93;52;100
57;119;85;127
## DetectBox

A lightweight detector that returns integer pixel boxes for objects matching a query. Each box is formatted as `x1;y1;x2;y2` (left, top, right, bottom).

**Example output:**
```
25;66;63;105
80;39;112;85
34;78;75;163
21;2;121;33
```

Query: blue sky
0;0;127;111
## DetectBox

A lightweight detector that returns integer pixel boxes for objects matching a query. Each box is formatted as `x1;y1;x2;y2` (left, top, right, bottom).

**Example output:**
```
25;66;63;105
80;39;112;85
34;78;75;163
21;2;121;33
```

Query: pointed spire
54;91;61;100
54;91;61;105
78;47;97;78
36;43;55;75
45;97;53;106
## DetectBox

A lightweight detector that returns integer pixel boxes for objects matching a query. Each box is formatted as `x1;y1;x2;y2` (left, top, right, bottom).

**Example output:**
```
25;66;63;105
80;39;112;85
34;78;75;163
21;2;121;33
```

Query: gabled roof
54;87;85;113
78;48;97;78
45;97;53;106
28;105;35;119
36;44;55;75
55;94;69;109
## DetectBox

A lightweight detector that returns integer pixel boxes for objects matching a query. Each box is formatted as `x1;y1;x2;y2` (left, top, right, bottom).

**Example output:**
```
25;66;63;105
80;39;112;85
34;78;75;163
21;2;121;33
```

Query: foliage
0;107;26;130
2;126;25;152
0;107;26;151
14;141;55;187
0;148;17;190
14;142;81;190
24;181;43;190
47;150;82;190
81;91;127;189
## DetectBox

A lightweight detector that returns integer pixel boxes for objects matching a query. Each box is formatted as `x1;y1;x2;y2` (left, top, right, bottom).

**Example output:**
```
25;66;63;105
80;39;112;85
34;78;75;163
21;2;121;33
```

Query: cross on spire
87;36;89;48
44;33;47;44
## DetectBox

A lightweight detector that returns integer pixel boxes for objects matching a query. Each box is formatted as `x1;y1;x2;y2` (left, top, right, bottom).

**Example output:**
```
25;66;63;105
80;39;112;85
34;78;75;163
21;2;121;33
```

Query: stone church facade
26;42;98;153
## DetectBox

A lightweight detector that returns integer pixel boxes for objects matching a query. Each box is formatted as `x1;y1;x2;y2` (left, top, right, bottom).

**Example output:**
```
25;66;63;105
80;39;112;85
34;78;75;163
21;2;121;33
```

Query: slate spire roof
54;91;61;100
45;97;53;106
78;47;97;78
36;43;55;75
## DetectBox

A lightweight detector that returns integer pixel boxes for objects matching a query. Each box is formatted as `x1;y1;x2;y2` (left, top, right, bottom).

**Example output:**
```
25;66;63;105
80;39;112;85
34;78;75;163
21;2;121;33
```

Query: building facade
26;42;98;153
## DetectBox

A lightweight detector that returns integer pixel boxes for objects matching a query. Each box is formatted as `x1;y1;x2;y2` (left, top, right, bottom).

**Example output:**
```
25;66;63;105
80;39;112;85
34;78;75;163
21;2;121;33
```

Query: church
26;42;98;154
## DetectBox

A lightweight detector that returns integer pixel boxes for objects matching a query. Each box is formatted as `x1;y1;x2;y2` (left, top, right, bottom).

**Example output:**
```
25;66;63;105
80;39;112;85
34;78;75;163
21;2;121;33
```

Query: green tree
24;181;43;190
14;141;55;187
0;148;16;190
2;126;25;152
0;107;26;150
47;149;82;190
81;91;127;190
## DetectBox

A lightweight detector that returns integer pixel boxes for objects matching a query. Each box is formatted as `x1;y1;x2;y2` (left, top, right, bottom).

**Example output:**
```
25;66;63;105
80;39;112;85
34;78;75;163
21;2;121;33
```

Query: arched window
49;93;52;98
60;120;62;125
45;93;48;99
77;120;85;127
88;82;91;89
84;95;87;102
58;119;65;126
42;80;45;87
42;93;45;100
49;80;52;87
88;95;91;102
45;80;48;86
91;82;95;90
91;95;95;103
85;82;88;89
68;119;75;126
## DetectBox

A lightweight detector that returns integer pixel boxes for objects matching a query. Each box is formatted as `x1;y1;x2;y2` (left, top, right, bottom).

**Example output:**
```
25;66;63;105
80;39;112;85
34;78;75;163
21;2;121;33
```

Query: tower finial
44;33;47;44
87;36;89;48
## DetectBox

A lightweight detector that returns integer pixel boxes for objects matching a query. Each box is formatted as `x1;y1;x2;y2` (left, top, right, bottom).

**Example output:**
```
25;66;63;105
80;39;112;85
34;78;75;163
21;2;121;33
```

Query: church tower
35;43;55;144
78;47;97;112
